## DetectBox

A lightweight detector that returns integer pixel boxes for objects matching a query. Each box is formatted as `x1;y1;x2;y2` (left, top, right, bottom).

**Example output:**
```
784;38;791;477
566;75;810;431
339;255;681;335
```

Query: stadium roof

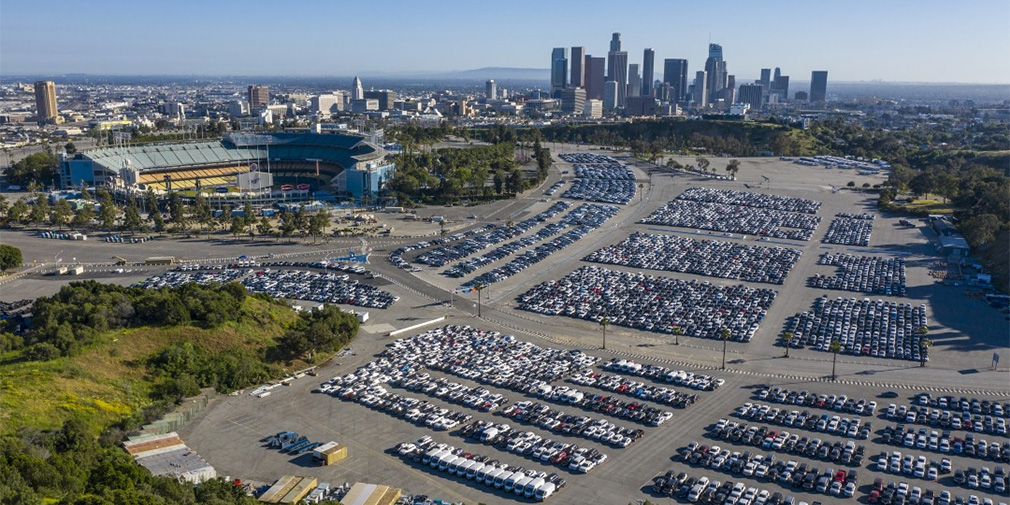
80;132;384;175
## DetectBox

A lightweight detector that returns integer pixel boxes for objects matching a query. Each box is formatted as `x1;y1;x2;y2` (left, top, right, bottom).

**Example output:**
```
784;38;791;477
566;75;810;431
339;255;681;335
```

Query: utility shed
259;476;318;504
312;441;347;466
341;482;401;505
122;432;216;484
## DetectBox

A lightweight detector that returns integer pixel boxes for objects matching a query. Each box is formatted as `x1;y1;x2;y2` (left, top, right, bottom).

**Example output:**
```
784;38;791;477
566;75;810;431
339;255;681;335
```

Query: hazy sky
2;0;1009;83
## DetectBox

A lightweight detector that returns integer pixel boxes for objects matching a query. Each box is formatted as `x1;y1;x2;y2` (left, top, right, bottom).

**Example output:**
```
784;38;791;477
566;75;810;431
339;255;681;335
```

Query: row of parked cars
518;265;777;341
570;163;635;180
822;214;875;246
524;382;673;426
417;202;571;267
882;423;1010;463
641;198;821;242
390;371;509;412
262;259;370;276
755;387;879;416
332;382;472;431
567;369;700;408
137;266;245;289
954;466;1008;494
465;204;619;288
395;435;565;501
809;253;906;296
866;477;1002;505
652;469;815;505
544;180;566;196
734;402;871;439
677;441;859;498
445;223;566;277
885;403;1008;436
601;359;726;391
785;296;929;362
240;269;398;309
707;419;866;466
562;178;636;205
389;226;493;269
874;449;952;481
498;400;646;447
676;187;822;215
914;393;1010;419
558;153;617;164
460;420;610;471
584;231;802;285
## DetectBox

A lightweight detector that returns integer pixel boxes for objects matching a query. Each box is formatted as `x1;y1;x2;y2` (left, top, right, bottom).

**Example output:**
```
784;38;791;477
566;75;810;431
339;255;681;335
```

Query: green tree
783;332;794;358
506;169;523;194
600;317;609;350
309;212;329;243
493;170;506;194
673;325;683;346
726;159;741;178
696;156;710;171
242;201;256;228
167;191;188;229
720;328;731;370
8;199;28;225
0;244;22;272
919;336;933;368
960;213;1001;247
829;339;842;380
257;216;273;239
49;199;73;230
0;195;8;220
7;151;57;186
72;203;94;229
64;141;77;154
29;197;49;227
98;191;117;229
121;201;143;234
192;193;212;232
229;217;245;239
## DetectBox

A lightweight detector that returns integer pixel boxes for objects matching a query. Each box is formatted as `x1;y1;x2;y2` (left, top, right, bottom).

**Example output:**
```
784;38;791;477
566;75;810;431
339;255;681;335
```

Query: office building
160;102;185;121
227;100;248;117
584;99;603;119
794;91;809;102
704;43;727;99
626;96;658;116
561;87;586;115
628;64;641;98
34;81;59;124
641;48;655;97
310;94;341;114
610;51;628;107
351;99;378;113
759;68;771;94
603;80;619;111
609;32;621;53
551;47;568;96
570;46;586;88
363;90;397;111
352;77;364;100
585;56;606;100
738;84;764;109
810;70;828;103
771;70;789;101
248;85;269;110
693;71;708;106
485;79;496;100
663;59;689;103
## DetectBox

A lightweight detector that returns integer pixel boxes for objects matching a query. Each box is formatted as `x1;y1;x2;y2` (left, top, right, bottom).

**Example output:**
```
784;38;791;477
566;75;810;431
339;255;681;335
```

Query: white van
457;459;477;477
524;477;546;498
513;476;533;495
504;471;523;492
466;461;485;480
534;481;556;501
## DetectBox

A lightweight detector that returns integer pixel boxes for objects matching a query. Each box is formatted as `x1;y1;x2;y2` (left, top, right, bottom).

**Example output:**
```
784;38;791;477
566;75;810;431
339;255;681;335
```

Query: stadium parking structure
808;253;906;296
784;296;929;362
517;265;777;342
822;213;875;246
583;231;802;285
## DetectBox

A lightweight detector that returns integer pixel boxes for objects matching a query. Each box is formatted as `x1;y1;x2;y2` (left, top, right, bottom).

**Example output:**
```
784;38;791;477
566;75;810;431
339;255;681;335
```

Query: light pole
474;282;484;318
830;339;841;381
600;317;610;351
720;328;731;370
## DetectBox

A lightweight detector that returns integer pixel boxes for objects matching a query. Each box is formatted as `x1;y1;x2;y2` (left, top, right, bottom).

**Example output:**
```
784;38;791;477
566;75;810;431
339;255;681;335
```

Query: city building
738;84;764;109
693;71;708;106
759;68;772;95
352;77;364;100
810;70;829;103
228;100;248;117
570;46;586;88
248;85;269;110
585;56;606;100
642;48;655;97
771;69;790;102
363;90;397;111
351;99;379;113
35;80;59;124
603;80;619;110
551;47;568;96
626;96;658;116
663;59;689;103
584;99;603;119
794;91;809;101
628;64;641;98
610;51;628;107
561;87;586;115
704;43;727;100
485;79;496;101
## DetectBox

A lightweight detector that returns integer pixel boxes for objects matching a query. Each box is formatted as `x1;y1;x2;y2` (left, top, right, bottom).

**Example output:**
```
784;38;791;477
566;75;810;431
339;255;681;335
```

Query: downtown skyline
2;0;1009;84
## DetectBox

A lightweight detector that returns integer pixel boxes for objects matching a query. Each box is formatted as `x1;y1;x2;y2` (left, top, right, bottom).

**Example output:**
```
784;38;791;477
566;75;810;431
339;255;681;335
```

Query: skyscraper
663;59;689;103
570;46;586;88
352;77;364;100
561;87;586;115
609;32;621;53
738;84;764;109
585;56;606;101
642;48;655;97
609;51;628;107
693;71;708;107
628;64;641;98
606;32;621;80
603;80;619;111
248;85;269;110
771;70;789;102
486;79;497;100
551;47;568;96
34;81;58;124
704;43;727;99
810;71;828;103
759;68;771;94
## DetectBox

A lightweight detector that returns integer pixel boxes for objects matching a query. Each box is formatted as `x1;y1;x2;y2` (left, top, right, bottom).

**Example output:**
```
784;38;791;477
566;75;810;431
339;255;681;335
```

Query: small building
340;482;401;505
122;432;216;484
259;476;318;504
312;441;347;466
67;265;84;275
145;256;176;265
939;235;970;257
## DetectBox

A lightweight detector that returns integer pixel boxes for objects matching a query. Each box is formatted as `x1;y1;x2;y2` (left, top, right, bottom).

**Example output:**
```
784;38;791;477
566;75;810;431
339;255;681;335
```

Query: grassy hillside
0;297;300;435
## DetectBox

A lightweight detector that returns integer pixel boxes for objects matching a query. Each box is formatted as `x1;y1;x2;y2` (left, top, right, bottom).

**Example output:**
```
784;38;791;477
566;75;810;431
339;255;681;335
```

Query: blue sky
2;0;1008;83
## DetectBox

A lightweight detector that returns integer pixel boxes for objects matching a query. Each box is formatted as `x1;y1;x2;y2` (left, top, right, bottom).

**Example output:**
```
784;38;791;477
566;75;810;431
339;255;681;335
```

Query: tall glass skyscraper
642;48;655;97
551;48;568;96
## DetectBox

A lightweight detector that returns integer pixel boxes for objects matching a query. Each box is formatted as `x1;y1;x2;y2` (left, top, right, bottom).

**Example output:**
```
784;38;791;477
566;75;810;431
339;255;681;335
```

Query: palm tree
473;282;484;317
673;326;683;346
919;337;933;367
439;219;446;239
638;183;644;202
783;332;795;358
600;318;610;350
830;339;842;381
720;328;731;370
